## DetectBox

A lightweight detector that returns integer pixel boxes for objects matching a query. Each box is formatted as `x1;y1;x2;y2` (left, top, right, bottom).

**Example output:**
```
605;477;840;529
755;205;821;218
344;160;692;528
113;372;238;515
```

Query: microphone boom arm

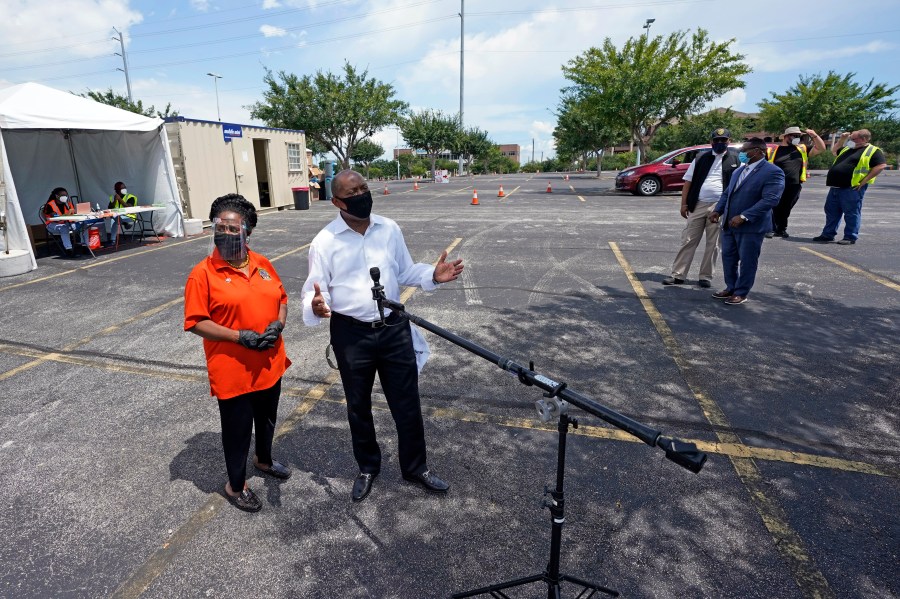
378;296;706;474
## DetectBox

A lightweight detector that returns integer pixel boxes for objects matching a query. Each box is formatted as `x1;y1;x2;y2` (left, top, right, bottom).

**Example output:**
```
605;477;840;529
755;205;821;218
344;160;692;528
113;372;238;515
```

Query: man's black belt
332;312;400;329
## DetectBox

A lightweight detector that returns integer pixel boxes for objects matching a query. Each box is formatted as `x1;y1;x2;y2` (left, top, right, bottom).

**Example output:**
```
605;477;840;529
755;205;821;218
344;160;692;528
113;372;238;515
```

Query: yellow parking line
608;241;834;599
0;244;310;384
2;339;892;480
418;405;896;478
567;185;585;202
800;246;900;292
499;186;521;201
0;235;209;293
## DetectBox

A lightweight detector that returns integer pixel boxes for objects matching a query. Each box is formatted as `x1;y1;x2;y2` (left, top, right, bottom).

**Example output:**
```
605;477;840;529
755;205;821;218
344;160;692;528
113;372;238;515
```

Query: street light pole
207;72;222;122
458;0;465;176
636;18;656;166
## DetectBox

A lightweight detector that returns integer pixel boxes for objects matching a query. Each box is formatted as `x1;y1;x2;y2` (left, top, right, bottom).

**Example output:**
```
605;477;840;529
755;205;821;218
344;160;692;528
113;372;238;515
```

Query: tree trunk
596;148;603;177
431;155;437;179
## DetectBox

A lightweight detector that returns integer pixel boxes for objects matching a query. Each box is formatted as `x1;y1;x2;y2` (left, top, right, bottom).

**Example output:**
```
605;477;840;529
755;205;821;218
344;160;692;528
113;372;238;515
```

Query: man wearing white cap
765;126;825;238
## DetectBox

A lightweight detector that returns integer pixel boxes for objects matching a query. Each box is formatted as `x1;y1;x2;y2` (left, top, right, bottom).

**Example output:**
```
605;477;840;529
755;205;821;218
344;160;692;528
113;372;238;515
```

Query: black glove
237;329;264;350
256;320;284;350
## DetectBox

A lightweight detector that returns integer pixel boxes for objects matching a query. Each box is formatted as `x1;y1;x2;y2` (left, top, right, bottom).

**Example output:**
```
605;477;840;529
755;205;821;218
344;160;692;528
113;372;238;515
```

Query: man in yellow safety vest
813;129;886;245
107;181;138;244
765;126;825;238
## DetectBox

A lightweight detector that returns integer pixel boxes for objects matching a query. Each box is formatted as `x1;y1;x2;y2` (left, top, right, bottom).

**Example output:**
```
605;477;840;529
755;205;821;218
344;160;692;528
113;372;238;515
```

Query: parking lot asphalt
0;171;897;599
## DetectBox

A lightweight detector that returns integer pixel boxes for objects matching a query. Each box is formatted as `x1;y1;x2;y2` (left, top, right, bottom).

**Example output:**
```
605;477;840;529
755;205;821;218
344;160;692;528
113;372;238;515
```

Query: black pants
772;182;803;233
330;313;427;477
217;378;282;492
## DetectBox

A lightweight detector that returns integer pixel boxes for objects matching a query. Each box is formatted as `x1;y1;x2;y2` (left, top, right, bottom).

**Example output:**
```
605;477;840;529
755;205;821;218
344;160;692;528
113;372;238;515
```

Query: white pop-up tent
0;82;184;274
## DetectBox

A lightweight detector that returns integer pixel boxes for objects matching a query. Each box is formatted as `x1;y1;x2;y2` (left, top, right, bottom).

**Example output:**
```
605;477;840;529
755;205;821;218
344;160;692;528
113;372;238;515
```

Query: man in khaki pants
664;129;741;289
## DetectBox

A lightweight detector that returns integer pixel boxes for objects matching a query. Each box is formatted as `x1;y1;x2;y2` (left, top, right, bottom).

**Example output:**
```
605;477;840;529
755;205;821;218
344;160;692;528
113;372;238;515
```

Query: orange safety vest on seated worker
43;200;74;222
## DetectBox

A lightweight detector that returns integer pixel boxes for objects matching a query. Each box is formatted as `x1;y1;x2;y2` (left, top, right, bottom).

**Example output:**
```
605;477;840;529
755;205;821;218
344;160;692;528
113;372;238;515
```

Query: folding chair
129;210;161;243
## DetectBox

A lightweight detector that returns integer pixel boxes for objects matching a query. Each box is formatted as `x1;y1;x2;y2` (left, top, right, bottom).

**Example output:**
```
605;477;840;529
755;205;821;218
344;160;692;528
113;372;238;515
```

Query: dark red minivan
614;143;778;196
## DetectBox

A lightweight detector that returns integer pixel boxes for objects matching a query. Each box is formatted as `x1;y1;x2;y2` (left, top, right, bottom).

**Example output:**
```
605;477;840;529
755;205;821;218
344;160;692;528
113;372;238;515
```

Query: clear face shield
210;216;249;261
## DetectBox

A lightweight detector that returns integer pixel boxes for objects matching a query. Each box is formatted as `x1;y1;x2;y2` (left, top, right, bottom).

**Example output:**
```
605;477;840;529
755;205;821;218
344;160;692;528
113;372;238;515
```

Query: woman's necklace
227;255;250;269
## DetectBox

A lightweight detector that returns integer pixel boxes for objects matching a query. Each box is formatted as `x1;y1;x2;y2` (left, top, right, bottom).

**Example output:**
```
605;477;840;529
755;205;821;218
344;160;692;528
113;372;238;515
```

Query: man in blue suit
708;138;785;305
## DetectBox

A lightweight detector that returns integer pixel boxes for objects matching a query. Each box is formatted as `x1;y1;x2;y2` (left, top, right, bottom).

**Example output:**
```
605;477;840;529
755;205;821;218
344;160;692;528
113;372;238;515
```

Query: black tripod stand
453;406;618;599
369;271;707;598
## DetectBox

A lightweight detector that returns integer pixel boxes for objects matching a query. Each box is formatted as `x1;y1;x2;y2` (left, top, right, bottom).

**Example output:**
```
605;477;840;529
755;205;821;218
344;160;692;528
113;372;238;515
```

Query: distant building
497;144;520;165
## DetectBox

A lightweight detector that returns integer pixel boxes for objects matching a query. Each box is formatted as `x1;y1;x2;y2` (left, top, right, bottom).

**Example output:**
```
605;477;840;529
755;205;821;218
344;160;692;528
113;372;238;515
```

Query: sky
1;0;898;161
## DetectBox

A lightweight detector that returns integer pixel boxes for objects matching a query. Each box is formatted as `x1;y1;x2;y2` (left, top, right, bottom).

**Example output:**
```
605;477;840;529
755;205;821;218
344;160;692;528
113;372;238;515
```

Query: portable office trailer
164;117;308;222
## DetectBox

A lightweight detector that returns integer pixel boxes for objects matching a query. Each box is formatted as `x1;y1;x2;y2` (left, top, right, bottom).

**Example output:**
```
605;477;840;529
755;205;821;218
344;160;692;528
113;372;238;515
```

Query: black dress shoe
255;460;292;479
352;472;377;502
403;469;449;494
662;276;685;285
812;235;833;242
226;488;262;512
836;239;856;245
698;279;712;289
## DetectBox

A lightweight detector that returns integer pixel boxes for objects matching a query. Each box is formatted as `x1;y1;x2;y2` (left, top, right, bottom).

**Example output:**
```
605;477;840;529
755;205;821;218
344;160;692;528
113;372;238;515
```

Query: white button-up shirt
302;213;437;325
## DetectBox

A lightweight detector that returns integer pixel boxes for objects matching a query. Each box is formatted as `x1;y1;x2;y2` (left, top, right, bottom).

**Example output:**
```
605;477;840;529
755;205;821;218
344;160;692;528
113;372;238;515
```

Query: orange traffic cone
471;189;479;205
413;180;419;191
383;185;390;195
497;185;505;197
546;182;552;193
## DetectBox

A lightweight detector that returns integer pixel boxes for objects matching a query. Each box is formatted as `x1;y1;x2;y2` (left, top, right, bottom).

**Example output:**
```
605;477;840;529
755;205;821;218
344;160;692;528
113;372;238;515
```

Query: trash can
292;186;310;210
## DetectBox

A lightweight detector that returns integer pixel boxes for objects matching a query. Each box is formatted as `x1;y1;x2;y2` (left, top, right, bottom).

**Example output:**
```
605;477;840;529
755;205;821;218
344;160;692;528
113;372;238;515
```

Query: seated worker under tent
41;187;87;255
107;181;137;243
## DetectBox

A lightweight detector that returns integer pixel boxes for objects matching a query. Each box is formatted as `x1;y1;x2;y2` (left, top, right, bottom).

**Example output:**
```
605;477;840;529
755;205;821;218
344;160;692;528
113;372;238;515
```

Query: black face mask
340;190;373;219
214;232;245;261
711;141;729;154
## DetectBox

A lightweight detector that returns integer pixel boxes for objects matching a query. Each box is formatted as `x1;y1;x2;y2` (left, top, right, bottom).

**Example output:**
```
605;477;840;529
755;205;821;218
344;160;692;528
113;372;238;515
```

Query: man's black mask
340;190;373;219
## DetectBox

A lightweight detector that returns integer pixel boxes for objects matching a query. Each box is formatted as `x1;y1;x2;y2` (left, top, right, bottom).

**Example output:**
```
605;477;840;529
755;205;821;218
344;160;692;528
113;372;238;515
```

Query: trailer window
287;143;303;172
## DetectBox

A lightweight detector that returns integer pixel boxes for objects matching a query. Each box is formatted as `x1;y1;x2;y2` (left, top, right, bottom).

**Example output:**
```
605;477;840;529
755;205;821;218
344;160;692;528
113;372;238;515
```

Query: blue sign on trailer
222;124;243;141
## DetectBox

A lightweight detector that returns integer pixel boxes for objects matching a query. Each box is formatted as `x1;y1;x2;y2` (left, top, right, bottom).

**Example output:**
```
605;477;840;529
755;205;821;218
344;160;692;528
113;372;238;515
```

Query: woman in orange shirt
184;194;292;512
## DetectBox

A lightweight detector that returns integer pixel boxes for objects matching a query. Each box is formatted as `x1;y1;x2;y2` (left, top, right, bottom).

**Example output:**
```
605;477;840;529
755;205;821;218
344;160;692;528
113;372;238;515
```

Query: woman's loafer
227;488;262;512
255;460;292;479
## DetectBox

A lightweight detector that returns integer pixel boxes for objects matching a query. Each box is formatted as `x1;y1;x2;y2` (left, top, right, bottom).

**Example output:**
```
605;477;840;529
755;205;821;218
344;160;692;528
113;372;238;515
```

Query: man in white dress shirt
302;169;464;502
663;128;741;289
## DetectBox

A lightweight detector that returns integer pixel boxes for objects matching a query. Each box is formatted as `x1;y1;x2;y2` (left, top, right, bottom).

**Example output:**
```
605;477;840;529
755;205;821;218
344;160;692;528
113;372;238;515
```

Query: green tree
866;113;900;156
400;109;461;177
454;127;492;176
249;62;408;169
81;88;177;118
652;108;749;151
758;71;900;138
562;29;750;163
554;96;628;176
350;138;385;179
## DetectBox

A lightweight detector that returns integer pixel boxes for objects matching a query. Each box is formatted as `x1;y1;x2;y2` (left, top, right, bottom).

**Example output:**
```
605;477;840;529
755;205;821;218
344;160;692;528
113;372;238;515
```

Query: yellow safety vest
768;143;808;183
835;144;881;187
109;193;138;220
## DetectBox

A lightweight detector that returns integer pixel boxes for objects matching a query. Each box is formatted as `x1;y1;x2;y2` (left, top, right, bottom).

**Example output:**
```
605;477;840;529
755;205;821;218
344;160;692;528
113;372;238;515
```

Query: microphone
370;267;386;325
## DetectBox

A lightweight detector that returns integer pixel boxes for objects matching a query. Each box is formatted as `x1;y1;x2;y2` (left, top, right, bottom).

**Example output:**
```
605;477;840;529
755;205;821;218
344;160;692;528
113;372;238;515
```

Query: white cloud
742;41;895;73
708;88;748;111
262;0;281;8
260;25;287;38
190;0;210;12
0;0;142;63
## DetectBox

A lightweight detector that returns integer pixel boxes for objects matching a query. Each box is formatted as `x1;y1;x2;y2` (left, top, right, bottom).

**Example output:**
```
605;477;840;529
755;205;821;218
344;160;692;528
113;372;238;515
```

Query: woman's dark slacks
217;378;282;492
